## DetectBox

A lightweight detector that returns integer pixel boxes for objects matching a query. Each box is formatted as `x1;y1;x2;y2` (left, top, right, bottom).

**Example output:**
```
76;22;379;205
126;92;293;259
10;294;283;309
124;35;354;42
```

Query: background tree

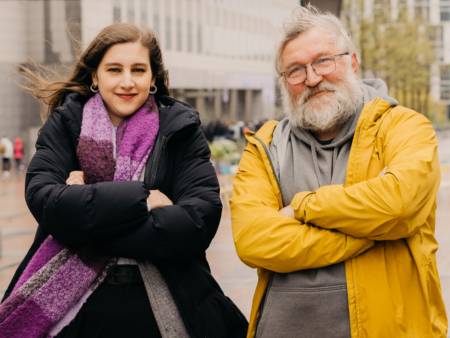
341;0;436;117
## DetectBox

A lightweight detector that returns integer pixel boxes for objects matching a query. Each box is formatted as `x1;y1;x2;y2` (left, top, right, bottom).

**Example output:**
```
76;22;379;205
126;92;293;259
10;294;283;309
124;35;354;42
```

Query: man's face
280;28;362;132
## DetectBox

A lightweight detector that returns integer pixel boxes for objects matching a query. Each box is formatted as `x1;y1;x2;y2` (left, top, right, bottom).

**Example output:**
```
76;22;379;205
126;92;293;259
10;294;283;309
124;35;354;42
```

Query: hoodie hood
270;78;397;202
361;78;398;106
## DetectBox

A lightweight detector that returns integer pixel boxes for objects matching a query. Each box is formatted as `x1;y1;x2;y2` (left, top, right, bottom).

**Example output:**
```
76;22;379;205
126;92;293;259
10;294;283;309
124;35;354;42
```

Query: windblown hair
20;23;169;116
275;4;358;74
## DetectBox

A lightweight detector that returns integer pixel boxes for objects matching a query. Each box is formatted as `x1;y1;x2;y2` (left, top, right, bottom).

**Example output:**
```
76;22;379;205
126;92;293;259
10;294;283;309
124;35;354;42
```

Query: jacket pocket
256;284;350;338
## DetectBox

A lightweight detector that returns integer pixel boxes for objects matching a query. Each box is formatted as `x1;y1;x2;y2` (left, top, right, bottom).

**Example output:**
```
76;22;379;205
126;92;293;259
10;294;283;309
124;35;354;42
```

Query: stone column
244;89;253;122
214;89;222;119
229;89;238;121
196;92;207;119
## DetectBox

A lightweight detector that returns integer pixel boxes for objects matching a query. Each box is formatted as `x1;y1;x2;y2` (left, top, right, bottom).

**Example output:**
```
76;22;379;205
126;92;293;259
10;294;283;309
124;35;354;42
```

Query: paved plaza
0;134;449;320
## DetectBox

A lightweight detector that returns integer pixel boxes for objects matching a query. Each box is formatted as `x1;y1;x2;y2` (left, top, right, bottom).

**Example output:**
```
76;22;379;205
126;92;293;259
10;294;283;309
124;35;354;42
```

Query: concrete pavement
0;175;35;294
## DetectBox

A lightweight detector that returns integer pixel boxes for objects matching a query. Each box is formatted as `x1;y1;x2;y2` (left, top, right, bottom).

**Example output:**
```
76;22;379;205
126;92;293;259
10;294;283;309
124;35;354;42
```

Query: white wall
26;0;45;62
0;1;28;63
51;0;73;63
81;0;114;48
430;0;440;25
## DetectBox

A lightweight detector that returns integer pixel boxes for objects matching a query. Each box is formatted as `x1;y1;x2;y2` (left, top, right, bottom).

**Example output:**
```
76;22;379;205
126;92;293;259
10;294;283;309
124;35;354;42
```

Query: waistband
104;265;142;285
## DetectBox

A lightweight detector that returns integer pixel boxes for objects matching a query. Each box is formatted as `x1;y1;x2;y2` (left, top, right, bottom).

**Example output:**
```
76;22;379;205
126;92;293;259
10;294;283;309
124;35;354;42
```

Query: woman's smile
116;93;138;101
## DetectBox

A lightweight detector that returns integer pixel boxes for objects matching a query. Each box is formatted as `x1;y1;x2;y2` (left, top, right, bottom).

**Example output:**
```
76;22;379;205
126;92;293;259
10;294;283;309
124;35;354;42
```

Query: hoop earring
90;83;99;93
149;85;157;95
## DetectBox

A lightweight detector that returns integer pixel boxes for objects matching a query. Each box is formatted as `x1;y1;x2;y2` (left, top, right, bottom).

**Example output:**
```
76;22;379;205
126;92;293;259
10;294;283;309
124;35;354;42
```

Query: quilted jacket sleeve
291;108;440;241
231;138;374;273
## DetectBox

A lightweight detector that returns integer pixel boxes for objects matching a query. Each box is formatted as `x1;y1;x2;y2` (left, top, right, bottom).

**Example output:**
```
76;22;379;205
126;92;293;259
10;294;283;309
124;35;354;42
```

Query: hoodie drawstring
310;142;323;188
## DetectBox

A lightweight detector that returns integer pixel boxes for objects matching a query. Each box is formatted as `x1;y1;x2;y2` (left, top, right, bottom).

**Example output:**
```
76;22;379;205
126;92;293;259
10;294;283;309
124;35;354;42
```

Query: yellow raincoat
231;98;448;338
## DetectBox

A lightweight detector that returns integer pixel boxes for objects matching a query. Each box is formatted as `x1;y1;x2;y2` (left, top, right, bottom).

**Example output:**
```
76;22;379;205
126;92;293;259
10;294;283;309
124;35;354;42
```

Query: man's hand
147;189;173;210
279;205;294;218
66;171;85;185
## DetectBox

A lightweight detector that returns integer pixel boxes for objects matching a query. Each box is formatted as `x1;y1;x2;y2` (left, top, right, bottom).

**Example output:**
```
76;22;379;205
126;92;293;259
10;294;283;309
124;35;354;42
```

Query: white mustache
298;83;339;105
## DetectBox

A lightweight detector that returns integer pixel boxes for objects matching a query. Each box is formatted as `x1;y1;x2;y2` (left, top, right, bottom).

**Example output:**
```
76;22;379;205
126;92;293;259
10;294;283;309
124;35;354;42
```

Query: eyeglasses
281;52;350;85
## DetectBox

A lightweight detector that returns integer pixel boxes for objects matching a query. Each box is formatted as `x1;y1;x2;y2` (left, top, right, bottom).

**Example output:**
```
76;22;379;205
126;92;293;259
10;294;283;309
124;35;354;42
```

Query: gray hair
276;4;358;74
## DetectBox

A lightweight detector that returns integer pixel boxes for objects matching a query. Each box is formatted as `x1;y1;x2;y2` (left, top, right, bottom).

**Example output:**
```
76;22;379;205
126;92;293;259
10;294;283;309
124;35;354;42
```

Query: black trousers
56;265;163;338
2;158;11;171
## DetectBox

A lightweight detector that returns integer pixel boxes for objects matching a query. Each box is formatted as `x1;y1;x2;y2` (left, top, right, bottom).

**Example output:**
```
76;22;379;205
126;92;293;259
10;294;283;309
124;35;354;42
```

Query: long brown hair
21;23;169;116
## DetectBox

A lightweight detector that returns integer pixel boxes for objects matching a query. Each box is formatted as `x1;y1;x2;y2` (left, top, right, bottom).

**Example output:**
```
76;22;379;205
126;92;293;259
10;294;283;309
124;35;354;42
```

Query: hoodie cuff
290;191;315;222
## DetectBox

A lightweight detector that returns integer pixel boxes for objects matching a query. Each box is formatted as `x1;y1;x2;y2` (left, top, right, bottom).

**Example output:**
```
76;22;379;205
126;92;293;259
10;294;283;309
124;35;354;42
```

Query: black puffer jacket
4;93;247;338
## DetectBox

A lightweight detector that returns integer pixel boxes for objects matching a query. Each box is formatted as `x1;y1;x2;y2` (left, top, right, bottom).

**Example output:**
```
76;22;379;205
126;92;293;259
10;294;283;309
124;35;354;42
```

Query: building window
141;0;148;26
196;0;203;54
113;0;121;22
176;17;182;51
127;1;135;23
187;21;193;52
440;85;450;100
441;66;450;81
165;1;172;50
441;2;450;21
153;0;160;35
441;11;450;21
166;17;172;50
197;24;202;53
440;64;450;100
186;0;193;53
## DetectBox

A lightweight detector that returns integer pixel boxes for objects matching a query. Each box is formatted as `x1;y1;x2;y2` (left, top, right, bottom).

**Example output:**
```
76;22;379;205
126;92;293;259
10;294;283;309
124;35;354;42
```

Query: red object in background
14;137;24;160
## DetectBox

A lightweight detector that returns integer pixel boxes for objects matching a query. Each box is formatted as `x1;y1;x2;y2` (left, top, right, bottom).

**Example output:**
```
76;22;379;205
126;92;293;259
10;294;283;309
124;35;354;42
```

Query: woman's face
92;41;153;126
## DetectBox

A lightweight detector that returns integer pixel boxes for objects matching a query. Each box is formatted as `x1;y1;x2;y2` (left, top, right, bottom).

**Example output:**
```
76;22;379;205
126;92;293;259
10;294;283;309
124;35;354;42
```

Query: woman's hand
66;171;85;185
147;189;173;210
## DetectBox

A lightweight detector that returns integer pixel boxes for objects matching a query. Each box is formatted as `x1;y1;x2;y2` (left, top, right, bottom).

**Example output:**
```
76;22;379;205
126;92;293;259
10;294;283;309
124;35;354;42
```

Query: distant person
231;5;447;338
13;136;24;173
230;121;245;141
203;120;234;142
253;119;268;132
0;140;4;160
0;23;247;338
0;136;13;178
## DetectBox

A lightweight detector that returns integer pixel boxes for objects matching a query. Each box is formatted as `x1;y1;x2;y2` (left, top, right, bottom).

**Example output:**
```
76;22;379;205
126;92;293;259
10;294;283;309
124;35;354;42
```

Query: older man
231;5;447;338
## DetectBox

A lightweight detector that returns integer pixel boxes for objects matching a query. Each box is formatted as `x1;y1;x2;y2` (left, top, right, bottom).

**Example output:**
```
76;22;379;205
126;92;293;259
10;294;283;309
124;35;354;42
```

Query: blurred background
0;0;449;322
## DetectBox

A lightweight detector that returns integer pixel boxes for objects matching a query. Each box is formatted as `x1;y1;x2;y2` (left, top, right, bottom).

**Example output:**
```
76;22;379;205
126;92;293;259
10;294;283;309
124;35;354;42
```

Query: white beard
281;69;363;132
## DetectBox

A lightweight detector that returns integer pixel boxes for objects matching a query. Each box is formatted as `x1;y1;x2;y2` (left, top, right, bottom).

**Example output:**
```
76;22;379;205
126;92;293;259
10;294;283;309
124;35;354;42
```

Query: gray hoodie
255;79;397;338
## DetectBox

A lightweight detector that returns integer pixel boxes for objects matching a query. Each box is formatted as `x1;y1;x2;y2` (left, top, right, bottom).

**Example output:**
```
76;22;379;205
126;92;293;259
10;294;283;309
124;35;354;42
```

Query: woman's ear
91;72;98;86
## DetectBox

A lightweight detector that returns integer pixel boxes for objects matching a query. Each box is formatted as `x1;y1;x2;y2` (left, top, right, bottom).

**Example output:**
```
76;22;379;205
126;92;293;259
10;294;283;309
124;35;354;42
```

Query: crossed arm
231;110;440;272
66;171;173;210
26;112;221;262
289;111;440;241
231;141;374;273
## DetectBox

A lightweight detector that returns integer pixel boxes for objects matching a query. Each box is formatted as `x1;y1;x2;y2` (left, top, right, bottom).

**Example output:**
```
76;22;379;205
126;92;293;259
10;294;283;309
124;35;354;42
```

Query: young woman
0;23;247;338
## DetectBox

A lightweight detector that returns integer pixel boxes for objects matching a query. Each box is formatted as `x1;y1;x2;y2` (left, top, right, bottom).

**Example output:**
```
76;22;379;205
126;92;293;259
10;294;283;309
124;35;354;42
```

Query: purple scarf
0;93;159;338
